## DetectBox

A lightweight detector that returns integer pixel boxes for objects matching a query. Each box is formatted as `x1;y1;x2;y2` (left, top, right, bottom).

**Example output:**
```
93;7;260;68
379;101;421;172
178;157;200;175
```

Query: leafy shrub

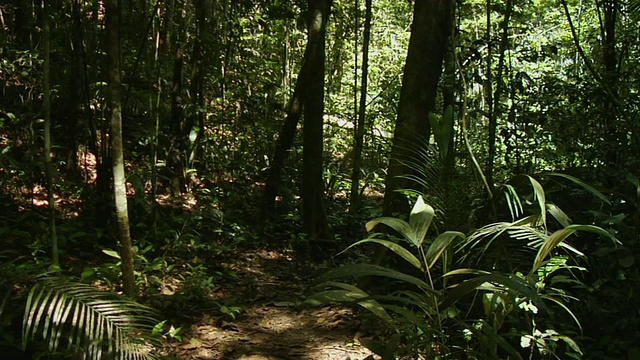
307;176;618;359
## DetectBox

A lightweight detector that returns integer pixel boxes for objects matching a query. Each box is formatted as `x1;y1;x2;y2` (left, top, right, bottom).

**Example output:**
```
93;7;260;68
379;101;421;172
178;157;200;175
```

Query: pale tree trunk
43;0;58;266
106;0;136;298
303;0;333;242
349;0;372;214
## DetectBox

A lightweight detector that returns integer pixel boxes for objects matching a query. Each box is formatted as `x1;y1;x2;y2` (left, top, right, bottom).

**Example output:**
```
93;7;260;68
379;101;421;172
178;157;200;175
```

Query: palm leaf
313;263;438;296
502;184;523;221
425;231;465;269
22;277;159;360
527;175;547;229
339;237;424;270
531;224;619;274
408;196;435;247
304;281;394;324
546;172;611;205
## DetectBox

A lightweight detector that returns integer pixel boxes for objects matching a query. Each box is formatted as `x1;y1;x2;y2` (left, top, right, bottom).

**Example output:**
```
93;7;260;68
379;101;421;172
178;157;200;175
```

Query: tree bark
303;0;333;241
382;0;452;218
105;0;136;299
349;0;372;214
42;0;58;266
262;52;308;216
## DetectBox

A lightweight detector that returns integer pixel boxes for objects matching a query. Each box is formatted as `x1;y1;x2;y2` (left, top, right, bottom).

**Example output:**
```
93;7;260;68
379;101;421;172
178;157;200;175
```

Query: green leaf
547;203;571;227
22;277;159;360
314;264;436;294
541;295;582;333
408;196;434;247
558;335;583;355
443;273;539;309
339;238;423;270
503;184;523;221
527;176;547;228
304;282;393;324
425;231;464;269
531;224;619;273
102;249;121;259
366;218;414;245
547;172;611;205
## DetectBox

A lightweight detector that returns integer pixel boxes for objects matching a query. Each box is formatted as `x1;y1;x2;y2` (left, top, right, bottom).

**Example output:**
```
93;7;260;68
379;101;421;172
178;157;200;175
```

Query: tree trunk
486;0;512;221
600;0;619;166
303;0;333;241
349;0;372;215
382;0;452;218
485;0;495;195
42;0;58;266
261;52;308;217
438;1;457;227
105;0;136;299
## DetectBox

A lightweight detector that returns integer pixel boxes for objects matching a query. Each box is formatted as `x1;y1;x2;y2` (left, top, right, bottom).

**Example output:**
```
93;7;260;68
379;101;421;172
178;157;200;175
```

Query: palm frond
23;277;159;360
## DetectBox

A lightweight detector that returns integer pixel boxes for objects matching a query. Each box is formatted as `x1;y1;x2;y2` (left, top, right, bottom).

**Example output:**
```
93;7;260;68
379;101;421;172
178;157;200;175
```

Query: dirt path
162;250;375;360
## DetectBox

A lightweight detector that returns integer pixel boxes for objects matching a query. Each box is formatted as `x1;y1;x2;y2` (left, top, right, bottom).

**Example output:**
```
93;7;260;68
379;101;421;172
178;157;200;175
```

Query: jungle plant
22;276;160;360
307;175;618;359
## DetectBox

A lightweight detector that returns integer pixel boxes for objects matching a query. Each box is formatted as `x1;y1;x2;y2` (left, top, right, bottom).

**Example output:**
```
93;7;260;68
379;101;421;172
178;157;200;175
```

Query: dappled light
1;0;640;359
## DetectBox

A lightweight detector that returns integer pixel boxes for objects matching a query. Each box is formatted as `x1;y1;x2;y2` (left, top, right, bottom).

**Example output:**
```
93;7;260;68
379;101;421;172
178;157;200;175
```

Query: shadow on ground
159;250;378;360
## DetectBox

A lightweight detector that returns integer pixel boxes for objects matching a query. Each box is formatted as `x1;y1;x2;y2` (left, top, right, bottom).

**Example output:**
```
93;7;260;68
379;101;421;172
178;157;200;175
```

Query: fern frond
22;277;159;360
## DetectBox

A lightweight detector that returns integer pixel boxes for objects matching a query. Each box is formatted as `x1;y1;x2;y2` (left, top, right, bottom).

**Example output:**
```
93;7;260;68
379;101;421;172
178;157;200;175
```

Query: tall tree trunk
168;45;185;194
486;0;512;220
105;0;136;299
382;0;452;218
261;53;308;216
349;0;372;215
42;0;58;266
303;0;332;241
188;0;207;184
485;0;495;196
600;0;619;166
438;1;457;227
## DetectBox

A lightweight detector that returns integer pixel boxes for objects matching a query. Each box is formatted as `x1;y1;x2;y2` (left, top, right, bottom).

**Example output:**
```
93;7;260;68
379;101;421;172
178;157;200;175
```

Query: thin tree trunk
485;0;495;196
600;0;619;165
303;0;333;241
151;3;162;242
168;45;185;194
106;0;136;299
262;55;308;216
42;0;58;266
349;0;372;215
486;0;512;220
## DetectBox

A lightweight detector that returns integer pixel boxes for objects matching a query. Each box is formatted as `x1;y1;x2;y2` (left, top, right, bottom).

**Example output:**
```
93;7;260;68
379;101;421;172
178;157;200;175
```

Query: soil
160;250;377;360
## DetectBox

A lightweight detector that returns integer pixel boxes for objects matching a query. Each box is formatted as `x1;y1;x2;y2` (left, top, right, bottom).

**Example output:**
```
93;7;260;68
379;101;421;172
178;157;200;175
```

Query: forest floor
159;249;377;360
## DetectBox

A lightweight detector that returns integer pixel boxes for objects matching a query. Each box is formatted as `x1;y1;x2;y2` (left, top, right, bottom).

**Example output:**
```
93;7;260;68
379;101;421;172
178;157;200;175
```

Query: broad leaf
408;196;435;247
314;263;436;294
366;218;415;245
547;203;571;227
425;231;464;269
339;238;423;270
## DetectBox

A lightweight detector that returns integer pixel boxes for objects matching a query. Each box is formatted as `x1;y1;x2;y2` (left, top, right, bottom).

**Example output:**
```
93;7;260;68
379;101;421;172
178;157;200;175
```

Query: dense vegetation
1;0;639;359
